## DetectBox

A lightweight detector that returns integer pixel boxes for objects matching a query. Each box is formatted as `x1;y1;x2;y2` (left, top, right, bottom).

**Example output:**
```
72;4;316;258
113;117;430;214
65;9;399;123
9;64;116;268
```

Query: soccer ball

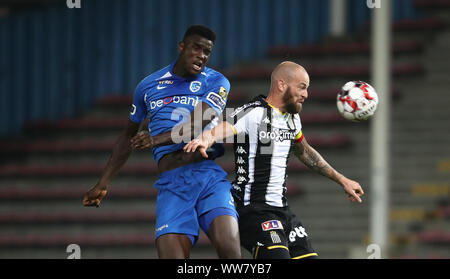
336;81;379;122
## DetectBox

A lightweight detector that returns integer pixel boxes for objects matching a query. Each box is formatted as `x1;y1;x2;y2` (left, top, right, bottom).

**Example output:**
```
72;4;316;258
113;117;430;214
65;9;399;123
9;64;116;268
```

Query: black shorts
237;204;317;259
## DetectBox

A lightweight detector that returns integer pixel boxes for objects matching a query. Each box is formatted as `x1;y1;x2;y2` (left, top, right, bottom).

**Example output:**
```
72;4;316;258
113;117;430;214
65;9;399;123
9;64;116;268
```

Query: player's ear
178;41;185;53
277;79;287;92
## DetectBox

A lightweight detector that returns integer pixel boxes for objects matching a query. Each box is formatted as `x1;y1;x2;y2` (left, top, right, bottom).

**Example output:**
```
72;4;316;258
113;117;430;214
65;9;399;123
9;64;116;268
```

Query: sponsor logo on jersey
157;80;174;90
259;128;295;142
261;220;284;231
237;176;247;183
289;226;308;242
189;81;202;92
270;231;282;243
236;146;247;154
237;166;246;174
229;101;261;118
206;92;225;110
149;96;199;110
236;157;245;164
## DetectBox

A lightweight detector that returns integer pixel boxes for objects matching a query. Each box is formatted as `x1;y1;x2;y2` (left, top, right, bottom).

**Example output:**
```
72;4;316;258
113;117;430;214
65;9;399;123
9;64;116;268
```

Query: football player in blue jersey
82;25;241;259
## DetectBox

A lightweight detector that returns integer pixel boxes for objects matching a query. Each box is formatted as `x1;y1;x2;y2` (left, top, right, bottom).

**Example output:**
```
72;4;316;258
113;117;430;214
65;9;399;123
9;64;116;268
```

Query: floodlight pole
370;0;391;258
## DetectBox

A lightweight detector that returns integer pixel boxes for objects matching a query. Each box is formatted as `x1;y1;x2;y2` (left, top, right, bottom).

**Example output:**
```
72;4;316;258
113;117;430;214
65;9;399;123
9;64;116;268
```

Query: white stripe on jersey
156;71;172;80
243;107;264;206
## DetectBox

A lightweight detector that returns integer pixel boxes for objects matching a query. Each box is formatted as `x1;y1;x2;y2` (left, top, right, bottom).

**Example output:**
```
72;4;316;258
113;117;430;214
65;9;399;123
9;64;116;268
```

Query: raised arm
183;120;235;158
131;101;218;149
292;136;364;203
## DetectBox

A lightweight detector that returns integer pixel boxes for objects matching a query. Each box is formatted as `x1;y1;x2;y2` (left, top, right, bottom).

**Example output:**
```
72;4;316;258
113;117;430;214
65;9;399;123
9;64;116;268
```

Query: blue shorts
154;160;238;244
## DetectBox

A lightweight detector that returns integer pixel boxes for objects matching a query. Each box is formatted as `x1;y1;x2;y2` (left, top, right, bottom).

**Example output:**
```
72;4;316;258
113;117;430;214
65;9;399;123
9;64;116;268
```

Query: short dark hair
183;25;216;43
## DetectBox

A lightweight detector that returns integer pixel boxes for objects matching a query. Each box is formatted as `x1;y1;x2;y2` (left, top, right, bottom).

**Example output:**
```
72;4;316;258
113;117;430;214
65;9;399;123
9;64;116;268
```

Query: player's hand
184;132;215;158
340;177;364;203
130;130;153;150
82;184;108;207
183;137;209;158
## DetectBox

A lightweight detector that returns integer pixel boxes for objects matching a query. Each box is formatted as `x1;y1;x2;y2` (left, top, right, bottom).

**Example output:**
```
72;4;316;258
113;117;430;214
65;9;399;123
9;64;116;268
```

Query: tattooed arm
292;137;364;203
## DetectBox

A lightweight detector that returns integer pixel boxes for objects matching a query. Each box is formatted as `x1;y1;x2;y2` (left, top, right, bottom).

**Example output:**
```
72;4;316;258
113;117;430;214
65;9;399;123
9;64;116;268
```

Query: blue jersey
129;61;230;164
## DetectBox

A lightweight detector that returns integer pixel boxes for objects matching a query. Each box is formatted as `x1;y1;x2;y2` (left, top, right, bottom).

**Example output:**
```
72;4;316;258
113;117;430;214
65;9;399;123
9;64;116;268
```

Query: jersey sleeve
129;81;147;124
201;74;230;116
293;114;304;143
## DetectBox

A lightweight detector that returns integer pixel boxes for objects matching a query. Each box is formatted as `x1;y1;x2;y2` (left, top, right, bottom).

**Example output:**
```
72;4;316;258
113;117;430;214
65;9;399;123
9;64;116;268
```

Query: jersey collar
257;95;287;116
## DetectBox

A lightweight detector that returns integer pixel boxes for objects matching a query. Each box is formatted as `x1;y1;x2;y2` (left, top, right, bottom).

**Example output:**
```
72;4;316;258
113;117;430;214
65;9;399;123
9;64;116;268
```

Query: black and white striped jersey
227;95;304;207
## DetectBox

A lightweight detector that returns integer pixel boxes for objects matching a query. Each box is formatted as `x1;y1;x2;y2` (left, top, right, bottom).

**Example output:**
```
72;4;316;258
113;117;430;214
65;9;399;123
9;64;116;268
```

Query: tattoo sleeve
293;138;343;184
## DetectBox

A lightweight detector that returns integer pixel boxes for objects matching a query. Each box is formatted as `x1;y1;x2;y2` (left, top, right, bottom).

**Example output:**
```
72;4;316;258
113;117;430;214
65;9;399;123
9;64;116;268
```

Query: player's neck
265;95;286;114
172;60;190;78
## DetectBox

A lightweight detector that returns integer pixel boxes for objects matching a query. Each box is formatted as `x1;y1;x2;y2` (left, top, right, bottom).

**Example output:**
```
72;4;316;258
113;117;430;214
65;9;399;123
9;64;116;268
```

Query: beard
283;86;302;114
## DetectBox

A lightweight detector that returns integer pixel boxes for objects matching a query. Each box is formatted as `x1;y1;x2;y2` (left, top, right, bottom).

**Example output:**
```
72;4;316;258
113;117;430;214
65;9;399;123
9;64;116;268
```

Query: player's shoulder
133;65;172;97
228;95;266;120
203;67;230;85
240;95;266;110
139;64;173;85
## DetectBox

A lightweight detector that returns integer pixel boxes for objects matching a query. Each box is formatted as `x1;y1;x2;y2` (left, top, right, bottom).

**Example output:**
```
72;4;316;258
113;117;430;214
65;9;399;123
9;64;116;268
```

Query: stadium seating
0;186;158;201
0;234;212;248
392;17;447;31
0;183;303;202
224;63;424;81
415;0;450;9
437;159;450;172
416;231;450;244
412;183;450;197
437;205;450;218
266;39;423;57
0;212;158;224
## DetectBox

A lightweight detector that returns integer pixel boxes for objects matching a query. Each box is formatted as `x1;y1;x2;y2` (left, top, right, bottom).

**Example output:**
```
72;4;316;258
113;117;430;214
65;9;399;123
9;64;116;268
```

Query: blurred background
0;0;449;259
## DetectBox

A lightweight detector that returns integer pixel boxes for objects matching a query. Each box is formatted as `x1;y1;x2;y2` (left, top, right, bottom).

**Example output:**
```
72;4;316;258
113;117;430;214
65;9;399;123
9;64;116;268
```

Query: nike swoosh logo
157;85;166;90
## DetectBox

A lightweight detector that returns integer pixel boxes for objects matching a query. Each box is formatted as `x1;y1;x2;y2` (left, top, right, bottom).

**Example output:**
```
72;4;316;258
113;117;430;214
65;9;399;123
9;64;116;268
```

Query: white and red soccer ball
336;81;379;122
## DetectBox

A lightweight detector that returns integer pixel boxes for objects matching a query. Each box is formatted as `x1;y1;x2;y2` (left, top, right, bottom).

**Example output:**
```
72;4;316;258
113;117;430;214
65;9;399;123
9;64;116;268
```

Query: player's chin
189;65;203;75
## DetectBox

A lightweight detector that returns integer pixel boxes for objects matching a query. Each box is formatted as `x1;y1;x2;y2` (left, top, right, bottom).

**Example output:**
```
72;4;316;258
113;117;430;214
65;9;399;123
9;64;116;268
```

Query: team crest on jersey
261;220;284;231
189;81;202;92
